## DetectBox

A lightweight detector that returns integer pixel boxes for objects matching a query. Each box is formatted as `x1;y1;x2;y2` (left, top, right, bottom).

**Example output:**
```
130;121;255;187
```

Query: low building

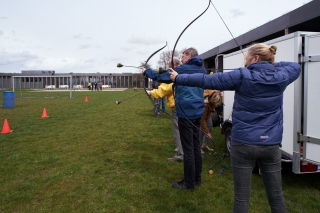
0;70;146;89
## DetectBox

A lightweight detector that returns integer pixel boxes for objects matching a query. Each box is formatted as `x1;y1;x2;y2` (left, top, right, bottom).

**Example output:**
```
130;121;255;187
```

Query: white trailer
220;31;320;174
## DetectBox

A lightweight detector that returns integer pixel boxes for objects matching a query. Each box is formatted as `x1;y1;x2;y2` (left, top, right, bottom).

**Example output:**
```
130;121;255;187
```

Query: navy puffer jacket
144;56;206;119
175;61;301;145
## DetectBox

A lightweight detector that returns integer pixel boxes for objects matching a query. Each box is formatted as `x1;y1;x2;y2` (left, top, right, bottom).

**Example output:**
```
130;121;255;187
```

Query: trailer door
302;33;320;164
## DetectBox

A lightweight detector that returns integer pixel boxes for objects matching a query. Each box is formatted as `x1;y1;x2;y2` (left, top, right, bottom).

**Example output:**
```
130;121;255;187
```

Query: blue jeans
230;140;286;213
178;118;202;188
161;97;166;113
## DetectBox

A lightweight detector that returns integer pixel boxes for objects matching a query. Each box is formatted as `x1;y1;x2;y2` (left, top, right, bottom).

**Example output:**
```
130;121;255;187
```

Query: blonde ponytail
248;43;277;64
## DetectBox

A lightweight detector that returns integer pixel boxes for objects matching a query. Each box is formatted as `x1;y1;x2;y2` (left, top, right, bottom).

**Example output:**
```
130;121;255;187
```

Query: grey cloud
0;30;3;36
79;44;91;49
136;49;148;55
73;34;91;40
127;33;165;45
84;59;95;63
120;47;132;51
1;17;7;20
72;34;82;39
230;9;245;17
108;56;128;62
0;50;38;65
79;44;101;49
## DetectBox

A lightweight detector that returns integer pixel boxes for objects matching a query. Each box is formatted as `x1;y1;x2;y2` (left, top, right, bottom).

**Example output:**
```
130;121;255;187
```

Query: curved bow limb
171;0;210;68
142;42;168;106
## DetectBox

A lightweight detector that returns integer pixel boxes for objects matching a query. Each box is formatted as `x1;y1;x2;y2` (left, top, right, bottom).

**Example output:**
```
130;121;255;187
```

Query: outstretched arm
141;67;172;83
169;68;242;91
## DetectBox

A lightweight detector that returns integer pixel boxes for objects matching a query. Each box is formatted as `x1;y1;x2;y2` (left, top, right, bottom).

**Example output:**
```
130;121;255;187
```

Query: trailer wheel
225;127;232;154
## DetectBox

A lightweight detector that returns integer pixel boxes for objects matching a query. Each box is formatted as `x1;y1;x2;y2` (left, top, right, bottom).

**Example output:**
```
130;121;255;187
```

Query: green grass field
1;89;320;213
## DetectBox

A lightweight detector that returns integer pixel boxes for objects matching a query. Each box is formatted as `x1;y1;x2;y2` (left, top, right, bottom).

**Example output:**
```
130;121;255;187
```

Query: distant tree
157;50;178;69
157;48;187;69
140;62;152;69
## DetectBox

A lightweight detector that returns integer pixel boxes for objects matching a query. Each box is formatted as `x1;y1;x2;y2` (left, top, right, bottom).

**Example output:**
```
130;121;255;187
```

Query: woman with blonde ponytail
170;43;301;213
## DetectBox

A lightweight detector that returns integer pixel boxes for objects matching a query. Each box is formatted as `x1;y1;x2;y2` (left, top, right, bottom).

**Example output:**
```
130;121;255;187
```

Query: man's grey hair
183;47;198;57
169;57;181;66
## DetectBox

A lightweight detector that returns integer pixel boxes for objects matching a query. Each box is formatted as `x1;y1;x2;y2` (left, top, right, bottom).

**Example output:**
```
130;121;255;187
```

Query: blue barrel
3;91;15;108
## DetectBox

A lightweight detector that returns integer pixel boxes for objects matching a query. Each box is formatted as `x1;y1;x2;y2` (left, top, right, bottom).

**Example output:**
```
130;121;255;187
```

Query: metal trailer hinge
305;55;320;62
298;133;320;145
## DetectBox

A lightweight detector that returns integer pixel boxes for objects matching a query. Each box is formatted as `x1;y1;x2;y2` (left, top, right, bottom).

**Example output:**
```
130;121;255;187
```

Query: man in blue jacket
141;47;206;191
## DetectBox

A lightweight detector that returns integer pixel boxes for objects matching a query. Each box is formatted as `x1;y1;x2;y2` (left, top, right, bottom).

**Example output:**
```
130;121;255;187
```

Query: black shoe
172;180;194;192
196;180;201;186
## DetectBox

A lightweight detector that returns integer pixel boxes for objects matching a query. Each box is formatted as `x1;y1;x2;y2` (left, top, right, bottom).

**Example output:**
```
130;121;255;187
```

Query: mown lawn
0;89;319;213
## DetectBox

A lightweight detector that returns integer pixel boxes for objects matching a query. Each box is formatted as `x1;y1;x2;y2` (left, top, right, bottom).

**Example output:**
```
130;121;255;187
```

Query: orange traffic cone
85;96;88;102
1;119;13;134
41;108;49;118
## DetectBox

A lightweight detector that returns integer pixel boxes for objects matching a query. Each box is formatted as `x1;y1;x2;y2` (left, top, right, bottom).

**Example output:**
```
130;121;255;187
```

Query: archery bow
168;0;221;147
171;0;210;68
143;41;167;105
209;0;245;56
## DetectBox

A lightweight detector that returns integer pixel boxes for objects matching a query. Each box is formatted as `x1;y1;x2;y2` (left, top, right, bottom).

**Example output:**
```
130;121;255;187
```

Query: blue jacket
144;67;171;83
144;56;206;119
175;61;301;145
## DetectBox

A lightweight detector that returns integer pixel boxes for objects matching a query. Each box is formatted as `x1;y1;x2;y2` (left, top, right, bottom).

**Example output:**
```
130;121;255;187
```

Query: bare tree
140;62;152;69
157;50;179;69
157;48;188;69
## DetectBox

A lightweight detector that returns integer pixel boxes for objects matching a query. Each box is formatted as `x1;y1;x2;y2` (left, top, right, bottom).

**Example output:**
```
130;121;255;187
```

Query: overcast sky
0;0;312;74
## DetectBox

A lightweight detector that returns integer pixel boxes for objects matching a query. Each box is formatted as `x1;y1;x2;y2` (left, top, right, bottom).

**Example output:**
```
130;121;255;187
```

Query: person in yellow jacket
146;57;183;162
